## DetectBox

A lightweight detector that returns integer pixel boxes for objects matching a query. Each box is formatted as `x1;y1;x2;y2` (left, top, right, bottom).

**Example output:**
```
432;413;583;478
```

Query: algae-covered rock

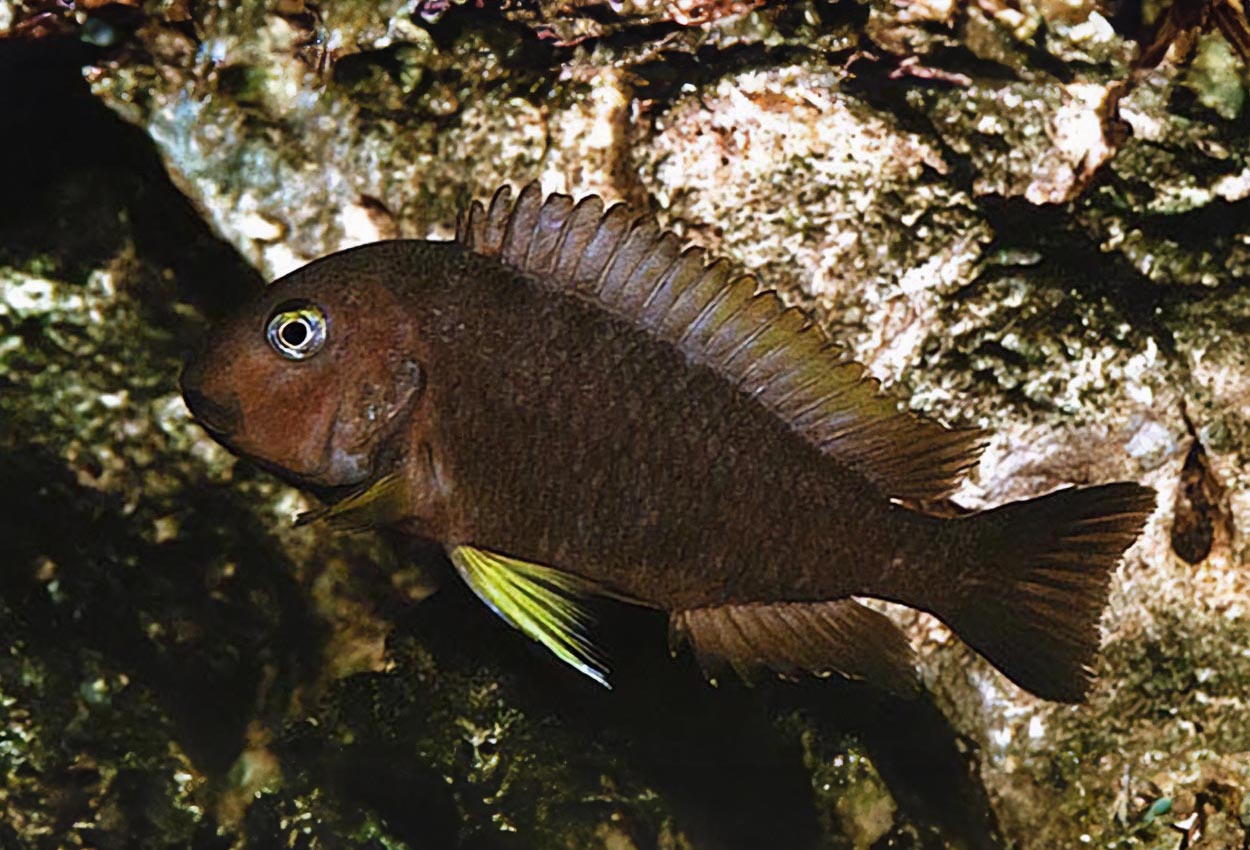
3;0;1249;847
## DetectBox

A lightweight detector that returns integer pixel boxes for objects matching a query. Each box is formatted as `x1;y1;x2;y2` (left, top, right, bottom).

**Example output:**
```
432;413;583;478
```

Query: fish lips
179;357;244;439
181;384;371;491
181;386;243;438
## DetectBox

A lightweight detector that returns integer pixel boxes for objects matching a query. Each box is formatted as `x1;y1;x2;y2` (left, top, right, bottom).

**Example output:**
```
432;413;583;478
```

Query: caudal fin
941;483;1155;702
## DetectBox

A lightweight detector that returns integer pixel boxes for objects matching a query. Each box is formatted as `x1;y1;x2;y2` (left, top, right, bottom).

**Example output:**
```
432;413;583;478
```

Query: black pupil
280;319;309;348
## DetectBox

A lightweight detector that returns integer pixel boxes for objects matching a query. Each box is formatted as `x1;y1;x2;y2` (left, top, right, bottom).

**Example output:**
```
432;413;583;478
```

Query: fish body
385;241;907;608
181;185;1155;701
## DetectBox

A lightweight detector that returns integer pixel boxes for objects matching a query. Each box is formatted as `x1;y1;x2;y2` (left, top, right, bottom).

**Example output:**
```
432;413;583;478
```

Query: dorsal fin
458;183;985;502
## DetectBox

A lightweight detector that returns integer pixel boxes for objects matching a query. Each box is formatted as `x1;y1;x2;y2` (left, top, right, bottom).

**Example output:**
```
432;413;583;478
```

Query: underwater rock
3;0;1249;847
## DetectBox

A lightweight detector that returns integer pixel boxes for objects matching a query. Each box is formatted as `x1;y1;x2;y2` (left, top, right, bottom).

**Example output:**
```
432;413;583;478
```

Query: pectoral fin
449;545;609;688
669;599;919;695
295;473;412;533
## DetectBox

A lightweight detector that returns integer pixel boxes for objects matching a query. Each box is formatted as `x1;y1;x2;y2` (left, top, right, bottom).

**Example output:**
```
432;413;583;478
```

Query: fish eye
265;300;327;361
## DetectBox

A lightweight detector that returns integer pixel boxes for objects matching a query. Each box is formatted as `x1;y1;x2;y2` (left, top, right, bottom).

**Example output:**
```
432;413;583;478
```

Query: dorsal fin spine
634;252;685;318
527;193;574;273
622;234;683;312
799;381;873;422
484;185;514;253
737;330;815;389
790;391;850;427
678;288;729;346
745;352;823;405
594;221;641;289
499;192;522;256
679;278;742;346
711;295;779;363
552;196;602;279
822;420;877;443
692;281;749;348
728;313;807;379
520;212;545;270
600;222;660;303
664;261;729;338
502;183;542;265
611;233;668;305
640;247;699;316
645;247;705;310
577;205;634;289
720;312;777;368
547;200;579;272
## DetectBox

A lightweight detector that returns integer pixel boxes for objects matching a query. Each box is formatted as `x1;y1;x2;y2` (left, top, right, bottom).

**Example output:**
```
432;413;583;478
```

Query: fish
180;183;1156;702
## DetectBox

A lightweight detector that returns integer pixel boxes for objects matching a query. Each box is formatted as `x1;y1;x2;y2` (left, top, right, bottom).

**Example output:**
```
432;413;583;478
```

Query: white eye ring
265;301;327;360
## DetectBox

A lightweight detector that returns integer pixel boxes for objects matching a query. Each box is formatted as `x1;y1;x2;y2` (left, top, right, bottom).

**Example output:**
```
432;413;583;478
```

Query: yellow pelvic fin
448;545;609;688
295;473;410;533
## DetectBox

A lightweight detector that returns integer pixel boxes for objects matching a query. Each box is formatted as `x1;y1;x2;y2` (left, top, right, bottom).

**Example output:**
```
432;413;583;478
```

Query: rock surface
1;0;1248;848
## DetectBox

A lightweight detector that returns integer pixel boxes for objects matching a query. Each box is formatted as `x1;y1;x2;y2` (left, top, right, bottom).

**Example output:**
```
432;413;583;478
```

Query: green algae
999;605;1250;849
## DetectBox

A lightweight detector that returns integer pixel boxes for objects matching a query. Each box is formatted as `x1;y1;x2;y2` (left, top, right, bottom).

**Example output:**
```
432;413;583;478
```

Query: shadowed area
0;36;263;318
0;448;324;778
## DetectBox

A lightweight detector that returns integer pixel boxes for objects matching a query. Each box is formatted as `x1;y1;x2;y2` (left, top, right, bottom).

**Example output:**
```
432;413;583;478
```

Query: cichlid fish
180;184;1155;702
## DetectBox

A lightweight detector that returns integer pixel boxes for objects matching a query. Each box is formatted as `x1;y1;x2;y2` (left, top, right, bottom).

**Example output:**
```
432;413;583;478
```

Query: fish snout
180;363;242;437
183;386;242;436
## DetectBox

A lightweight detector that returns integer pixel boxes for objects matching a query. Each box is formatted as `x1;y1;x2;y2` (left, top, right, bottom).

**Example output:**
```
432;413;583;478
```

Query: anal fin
449;545;609;688
669;600;919;695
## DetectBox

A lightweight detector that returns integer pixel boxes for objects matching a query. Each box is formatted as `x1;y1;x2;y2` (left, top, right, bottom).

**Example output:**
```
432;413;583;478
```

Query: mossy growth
1000;604;1250;849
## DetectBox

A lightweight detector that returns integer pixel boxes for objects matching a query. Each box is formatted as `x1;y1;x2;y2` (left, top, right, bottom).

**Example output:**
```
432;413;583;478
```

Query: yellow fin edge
449;545;610;688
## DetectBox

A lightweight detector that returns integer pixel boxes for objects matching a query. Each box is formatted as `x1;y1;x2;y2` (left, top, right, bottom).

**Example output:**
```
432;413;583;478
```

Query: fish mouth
179;358;243;438
182;386;242;438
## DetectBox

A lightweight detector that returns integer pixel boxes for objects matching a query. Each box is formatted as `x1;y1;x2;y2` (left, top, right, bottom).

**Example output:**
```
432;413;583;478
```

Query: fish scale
181;183;1156;702
422;261;862;609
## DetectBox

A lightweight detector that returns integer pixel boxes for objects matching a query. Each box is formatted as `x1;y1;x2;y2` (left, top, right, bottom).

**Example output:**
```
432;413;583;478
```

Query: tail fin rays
942;483;1155;702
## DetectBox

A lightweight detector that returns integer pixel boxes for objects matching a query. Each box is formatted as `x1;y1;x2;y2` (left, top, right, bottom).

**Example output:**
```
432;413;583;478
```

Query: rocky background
1;0;1248;847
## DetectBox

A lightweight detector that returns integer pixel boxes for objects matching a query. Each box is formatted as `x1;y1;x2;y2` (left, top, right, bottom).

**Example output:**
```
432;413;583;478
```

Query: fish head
180;246;427;490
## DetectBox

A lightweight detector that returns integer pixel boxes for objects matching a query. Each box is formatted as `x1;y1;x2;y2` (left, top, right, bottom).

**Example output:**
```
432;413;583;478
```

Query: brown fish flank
181;185;1155;701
